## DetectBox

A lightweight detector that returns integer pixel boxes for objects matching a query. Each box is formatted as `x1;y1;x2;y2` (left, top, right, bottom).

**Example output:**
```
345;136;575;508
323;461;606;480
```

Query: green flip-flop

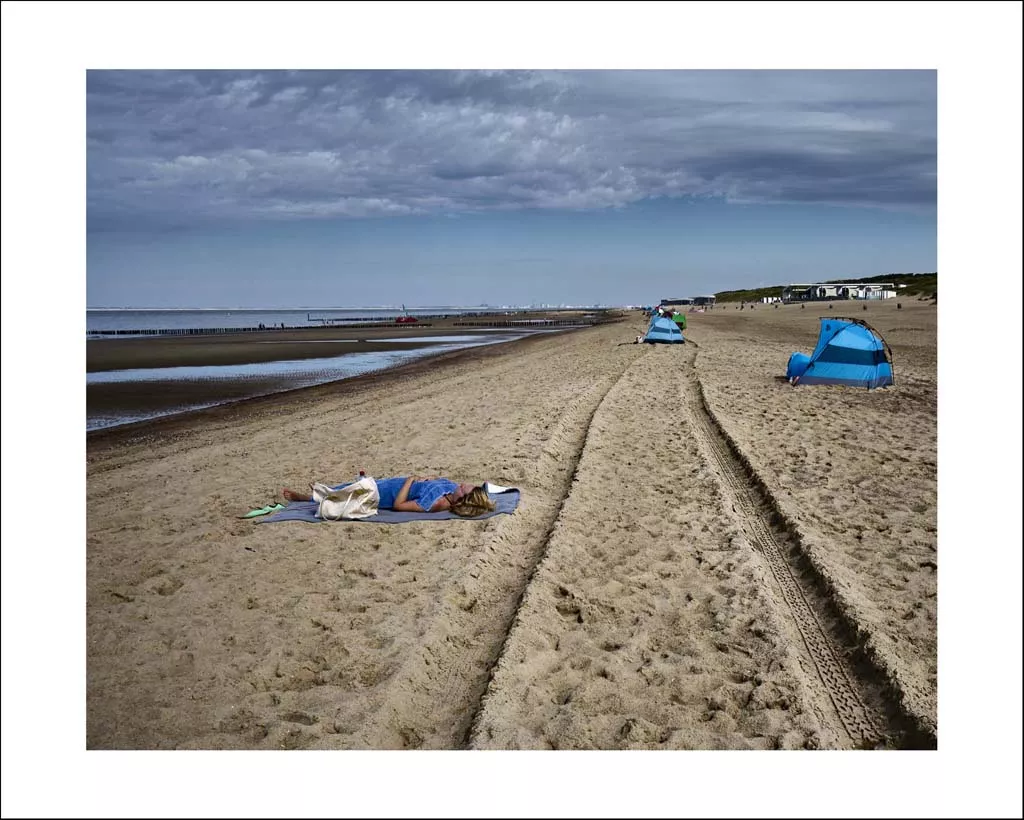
240;503;286;519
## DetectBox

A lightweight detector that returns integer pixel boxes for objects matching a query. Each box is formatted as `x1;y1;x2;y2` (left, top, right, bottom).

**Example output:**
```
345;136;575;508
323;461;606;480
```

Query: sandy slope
86;301;937;749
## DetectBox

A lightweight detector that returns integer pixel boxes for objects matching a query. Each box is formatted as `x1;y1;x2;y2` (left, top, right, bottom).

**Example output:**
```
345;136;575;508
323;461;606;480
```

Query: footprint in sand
280;711;318;726
153;577;184;596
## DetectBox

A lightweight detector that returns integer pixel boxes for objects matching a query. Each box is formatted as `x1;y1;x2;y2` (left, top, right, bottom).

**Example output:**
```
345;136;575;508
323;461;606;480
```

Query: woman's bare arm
391;475;453;512
391;476;423;511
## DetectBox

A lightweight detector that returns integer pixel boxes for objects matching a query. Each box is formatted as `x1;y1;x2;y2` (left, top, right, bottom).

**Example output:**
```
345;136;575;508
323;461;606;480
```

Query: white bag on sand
483;481;514;495
311;476;380;520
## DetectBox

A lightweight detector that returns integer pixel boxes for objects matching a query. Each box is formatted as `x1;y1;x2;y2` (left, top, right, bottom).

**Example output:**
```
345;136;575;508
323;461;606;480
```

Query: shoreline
86;324;586;446
86;311;613;371
86;314;614;433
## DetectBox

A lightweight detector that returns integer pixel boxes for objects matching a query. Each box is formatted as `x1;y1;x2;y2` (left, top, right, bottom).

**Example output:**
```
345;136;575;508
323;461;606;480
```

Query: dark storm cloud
86;69;936;228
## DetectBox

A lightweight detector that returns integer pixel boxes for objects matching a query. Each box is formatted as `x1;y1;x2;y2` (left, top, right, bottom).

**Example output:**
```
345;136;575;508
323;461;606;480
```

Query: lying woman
282;474;497;518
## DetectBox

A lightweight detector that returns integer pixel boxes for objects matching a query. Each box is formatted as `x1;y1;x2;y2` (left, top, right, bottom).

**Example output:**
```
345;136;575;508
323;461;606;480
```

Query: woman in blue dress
282;474;496;518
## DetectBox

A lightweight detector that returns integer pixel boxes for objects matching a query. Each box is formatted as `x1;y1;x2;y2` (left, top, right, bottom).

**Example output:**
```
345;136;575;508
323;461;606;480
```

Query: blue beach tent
643;315;685;344
787;317;893;388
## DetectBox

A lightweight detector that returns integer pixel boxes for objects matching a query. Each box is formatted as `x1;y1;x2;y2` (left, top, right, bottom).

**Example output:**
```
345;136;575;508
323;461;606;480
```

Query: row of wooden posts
86;317;608;337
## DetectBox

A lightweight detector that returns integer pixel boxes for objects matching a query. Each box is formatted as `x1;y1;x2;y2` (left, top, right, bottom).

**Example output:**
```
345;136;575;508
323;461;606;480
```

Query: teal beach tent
787;317;893;388
643;315;684;344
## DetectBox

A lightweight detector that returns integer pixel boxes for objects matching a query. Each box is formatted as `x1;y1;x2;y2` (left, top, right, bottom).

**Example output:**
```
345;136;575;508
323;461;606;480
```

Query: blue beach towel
255;483;520;524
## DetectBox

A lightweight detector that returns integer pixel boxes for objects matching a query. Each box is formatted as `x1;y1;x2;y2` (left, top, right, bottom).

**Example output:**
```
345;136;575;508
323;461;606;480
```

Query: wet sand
86;312;596;371
87;311;602;428
85;300;938;750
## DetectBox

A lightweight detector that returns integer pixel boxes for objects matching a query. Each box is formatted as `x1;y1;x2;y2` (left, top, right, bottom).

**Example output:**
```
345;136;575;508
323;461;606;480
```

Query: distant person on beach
282;475;496;517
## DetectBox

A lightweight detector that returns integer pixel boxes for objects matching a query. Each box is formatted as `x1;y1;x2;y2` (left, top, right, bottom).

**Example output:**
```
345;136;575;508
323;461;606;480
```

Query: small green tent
672;312;687;330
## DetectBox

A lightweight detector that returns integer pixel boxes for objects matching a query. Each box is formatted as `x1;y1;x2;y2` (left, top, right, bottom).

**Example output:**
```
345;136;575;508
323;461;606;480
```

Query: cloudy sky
86;68;937;308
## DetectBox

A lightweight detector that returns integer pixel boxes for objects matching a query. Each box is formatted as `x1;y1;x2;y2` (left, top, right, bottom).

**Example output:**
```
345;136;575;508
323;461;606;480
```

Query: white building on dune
782;283;898;302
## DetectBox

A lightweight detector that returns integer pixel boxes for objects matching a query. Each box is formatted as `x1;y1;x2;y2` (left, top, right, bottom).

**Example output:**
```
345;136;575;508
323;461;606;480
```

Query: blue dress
336;476;458;513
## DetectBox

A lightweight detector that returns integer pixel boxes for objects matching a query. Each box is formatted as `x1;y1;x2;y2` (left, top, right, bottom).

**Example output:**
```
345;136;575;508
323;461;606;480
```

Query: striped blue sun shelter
643;315;685;344
787;317;894;388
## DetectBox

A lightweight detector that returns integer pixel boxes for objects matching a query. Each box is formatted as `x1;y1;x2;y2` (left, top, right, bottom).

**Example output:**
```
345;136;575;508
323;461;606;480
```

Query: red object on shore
395;315;419;324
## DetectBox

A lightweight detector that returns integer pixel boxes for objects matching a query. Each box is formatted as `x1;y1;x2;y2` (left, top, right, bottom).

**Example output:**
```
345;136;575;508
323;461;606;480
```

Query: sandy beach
85;299;937;750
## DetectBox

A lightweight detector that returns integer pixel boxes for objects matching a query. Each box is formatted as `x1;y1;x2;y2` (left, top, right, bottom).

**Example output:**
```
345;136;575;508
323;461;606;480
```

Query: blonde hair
449;486;496;518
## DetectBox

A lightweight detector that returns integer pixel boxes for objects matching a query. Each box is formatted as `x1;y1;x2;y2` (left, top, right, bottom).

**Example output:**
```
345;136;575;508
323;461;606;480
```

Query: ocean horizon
87;303;614;311
86;305;616;336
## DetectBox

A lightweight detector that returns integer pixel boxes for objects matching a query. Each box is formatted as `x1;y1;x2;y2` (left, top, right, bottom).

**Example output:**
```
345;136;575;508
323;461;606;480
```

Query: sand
85;299;937;750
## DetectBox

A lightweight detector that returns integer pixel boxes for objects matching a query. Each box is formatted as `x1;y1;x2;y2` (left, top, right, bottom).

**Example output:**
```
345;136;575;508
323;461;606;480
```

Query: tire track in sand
681;351;901;748
348;351;641;749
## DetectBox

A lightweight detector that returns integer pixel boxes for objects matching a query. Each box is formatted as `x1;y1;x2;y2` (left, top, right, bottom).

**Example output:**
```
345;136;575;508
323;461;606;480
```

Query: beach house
782;283;898;303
